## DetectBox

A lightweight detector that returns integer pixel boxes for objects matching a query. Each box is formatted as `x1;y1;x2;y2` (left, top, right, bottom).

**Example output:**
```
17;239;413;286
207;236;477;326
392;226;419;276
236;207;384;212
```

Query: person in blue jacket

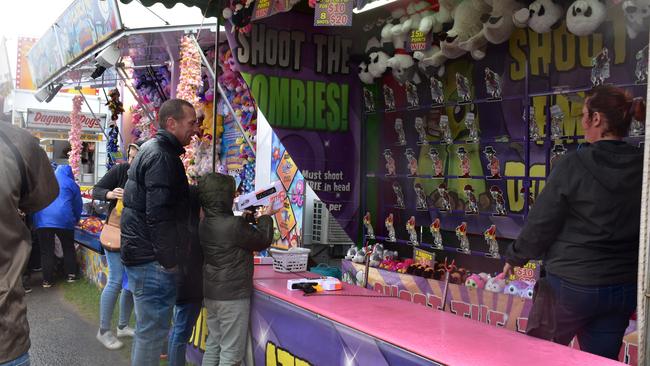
33;164;83;287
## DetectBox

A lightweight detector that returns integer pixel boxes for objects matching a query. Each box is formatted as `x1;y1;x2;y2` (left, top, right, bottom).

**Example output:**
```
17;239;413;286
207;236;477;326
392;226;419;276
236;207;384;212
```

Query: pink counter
253;265;623;366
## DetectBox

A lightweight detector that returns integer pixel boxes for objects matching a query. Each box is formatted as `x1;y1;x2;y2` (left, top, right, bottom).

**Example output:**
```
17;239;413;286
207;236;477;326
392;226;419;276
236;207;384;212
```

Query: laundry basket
269;247;311;273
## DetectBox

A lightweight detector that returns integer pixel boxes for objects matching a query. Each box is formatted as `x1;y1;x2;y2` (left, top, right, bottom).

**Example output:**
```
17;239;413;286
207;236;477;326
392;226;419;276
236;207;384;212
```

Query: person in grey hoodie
504;85;643;360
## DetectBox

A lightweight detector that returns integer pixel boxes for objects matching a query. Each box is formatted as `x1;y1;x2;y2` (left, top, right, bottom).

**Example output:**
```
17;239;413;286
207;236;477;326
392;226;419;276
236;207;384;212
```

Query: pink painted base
253;266;623;366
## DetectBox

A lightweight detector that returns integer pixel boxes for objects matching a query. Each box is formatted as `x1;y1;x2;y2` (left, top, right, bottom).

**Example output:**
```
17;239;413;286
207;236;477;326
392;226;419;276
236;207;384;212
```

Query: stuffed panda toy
513;0;564;34
566;0;607;36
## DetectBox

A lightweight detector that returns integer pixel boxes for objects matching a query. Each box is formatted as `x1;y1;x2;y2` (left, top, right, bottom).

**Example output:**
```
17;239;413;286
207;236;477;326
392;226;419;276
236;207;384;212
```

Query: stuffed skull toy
566;0;607;36
513;0;564;34
459;0;526;59
623;0;650;39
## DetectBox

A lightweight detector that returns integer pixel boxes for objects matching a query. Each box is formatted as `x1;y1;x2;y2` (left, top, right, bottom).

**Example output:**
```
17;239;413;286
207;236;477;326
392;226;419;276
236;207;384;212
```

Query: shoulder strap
0;127;29;198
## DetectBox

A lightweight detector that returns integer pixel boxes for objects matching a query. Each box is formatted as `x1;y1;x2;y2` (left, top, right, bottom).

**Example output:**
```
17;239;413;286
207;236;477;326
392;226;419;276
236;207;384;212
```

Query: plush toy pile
358;0;638;85
346;243;534;298
134;66;171;109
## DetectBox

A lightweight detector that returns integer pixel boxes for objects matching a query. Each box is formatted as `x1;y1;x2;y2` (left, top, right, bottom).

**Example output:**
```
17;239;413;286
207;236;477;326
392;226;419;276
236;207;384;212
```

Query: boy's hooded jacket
198;173;274;301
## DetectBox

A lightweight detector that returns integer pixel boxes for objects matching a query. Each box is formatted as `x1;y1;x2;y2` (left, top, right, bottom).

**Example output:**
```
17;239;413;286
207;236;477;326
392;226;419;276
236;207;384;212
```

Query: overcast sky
0;0;215;82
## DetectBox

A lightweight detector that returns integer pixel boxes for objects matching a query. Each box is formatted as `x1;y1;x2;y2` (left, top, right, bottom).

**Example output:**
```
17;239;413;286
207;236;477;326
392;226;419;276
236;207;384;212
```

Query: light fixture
352;0;399;14
91;44;120;79
34;83;63;103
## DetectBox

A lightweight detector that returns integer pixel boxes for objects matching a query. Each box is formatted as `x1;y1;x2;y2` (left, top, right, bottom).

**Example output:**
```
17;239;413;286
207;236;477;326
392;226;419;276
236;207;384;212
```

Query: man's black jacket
120;130;190;268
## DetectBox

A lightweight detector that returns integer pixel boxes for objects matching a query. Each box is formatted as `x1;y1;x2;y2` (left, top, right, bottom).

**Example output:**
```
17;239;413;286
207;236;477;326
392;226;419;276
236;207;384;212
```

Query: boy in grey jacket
198;173;275;366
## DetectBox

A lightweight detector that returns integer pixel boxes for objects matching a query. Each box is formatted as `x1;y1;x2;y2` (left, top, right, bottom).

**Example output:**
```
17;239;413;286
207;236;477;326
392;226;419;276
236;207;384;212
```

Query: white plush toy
413;42;445;77
352;247;367;263
566;0;607;36
365;37;391;80
386;8;423;84
513;0;564;34
623;0;650;39
459;0;526;59
438;0;493;63
358;62;374;84
345;245;357;260
420;0;458;33
403;1;432;33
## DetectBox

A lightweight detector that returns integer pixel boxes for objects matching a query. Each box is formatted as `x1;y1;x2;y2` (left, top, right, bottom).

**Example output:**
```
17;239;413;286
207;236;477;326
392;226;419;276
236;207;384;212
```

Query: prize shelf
387;137;527;147
366;95;526;115
527;81;648;98
380;203;526;219
370;235;504;260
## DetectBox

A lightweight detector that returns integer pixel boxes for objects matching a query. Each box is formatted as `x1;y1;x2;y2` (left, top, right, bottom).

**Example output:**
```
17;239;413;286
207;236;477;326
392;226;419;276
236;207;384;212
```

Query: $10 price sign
314;0;353;27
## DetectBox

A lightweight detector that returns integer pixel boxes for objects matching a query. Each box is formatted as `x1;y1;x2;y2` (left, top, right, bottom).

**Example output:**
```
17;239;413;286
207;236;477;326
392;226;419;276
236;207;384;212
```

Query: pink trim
253;266;622;365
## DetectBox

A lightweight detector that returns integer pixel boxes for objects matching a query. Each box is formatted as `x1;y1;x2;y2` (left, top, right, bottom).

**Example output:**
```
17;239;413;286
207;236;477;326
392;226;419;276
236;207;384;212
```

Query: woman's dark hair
585;85;635;137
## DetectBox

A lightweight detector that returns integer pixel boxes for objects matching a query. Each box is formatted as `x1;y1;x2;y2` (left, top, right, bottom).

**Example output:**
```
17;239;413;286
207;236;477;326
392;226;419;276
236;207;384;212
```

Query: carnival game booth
34;0;649;364
215;1;646;366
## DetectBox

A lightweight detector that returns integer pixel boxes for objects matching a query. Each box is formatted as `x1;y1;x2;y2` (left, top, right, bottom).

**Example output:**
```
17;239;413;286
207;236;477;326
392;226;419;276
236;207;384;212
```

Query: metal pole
639;50;650;366
212;19;220;173
77;90;110;141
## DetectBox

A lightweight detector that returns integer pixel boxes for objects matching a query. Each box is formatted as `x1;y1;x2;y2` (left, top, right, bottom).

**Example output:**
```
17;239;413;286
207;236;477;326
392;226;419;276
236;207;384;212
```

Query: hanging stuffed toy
566;0;607;36
622;0;650;39
513;0;564;34
402;1;433;34
105;88;125;122
420;0;491;67
382;8;422;84
420;0;454;34
223;0;255;33
459;0;526;59
106;125;119;170
366;37;392;80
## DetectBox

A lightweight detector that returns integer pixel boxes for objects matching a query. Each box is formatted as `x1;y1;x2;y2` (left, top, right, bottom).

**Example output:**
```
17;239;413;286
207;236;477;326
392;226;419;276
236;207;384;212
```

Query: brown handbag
100;205;122;251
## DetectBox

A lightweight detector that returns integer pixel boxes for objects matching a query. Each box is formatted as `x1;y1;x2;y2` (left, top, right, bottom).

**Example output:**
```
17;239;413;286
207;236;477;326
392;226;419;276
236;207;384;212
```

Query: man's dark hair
158;99;194;129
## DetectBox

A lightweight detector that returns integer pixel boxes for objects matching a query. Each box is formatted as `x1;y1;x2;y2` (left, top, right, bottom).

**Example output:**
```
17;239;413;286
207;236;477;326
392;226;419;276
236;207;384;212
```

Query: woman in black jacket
93;141;144;350
504;86;642;359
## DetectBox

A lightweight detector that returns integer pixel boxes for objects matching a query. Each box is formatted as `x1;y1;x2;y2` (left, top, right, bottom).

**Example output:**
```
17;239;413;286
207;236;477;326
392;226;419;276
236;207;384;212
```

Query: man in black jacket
504;86;642;360
121;99;198;366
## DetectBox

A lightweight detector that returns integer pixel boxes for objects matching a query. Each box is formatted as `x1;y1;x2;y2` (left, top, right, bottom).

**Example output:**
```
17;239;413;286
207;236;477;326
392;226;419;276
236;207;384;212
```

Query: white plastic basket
269;247;311;273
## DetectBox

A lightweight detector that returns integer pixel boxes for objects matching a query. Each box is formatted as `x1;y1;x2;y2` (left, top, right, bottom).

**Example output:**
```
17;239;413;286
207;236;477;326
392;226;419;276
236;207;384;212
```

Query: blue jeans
100;251;134;330
126;261;178;366
168;303;202;366
0;353;29;366
545;273;636;360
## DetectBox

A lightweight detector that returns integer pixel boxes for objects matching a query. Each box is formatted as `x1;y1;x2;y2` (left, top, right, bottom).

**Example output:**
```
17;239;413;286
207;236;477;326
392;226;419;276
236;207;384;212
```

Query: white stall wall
255;110;318;245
